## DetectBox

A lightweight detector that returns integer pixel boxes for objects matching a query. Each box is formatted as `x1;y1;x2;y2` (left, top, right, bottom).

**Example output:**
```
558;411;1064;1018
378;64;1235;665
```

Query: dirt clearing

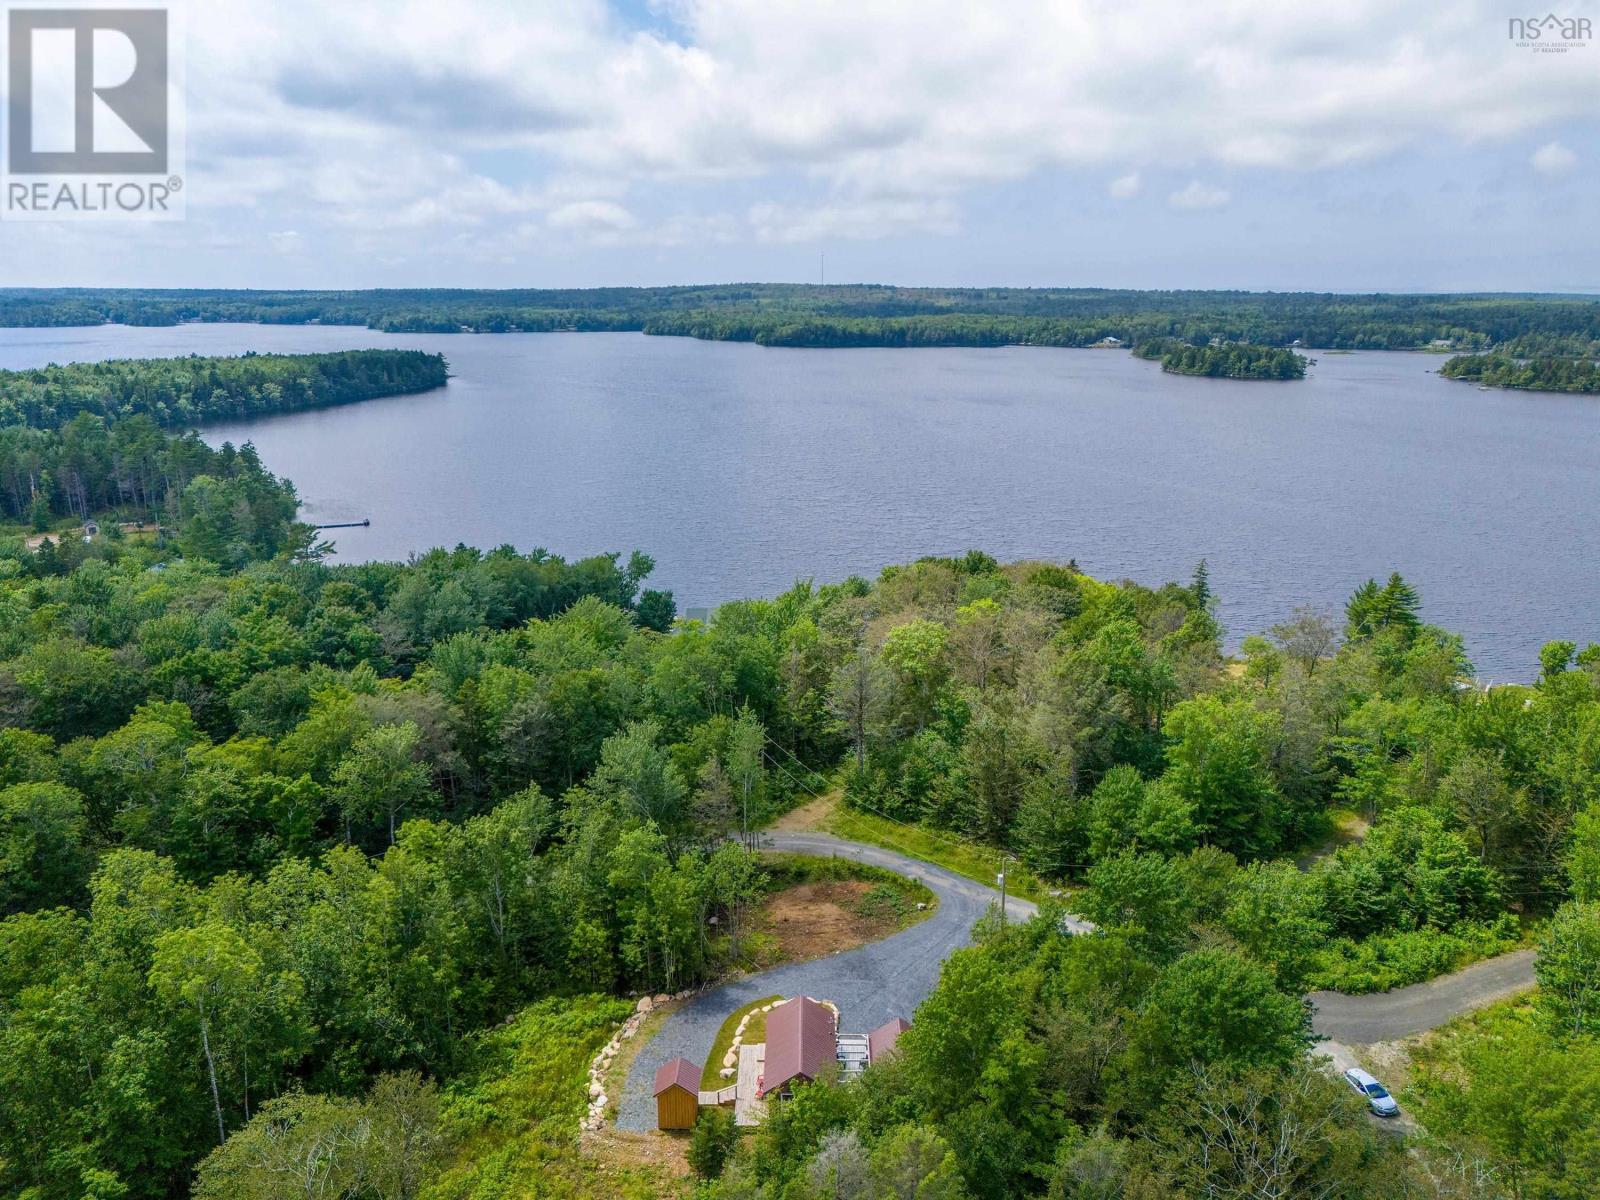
757;879;912;962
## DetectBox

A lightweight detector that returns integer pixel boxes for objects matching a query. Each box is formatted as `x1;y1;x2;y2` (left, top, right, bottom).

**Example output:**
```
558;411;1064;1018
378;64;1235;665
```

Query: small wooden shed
653;1057;702;1130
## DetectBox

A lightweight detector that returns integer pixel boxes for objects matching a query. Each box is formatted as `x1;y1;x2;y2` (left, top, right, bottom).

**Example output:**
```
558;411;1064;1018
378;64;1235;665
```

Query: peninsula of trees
0;349;447;544
0;348;449;428
1440;352;1600;393
4;285;1600;355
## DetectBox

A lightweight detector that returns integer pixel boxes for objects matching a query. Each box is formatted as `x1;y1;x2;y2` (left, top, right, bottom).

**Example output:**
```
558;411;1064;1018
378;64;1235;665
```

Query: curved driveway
1309;949;1536;1044
615;831;1073;1131
614;832;1534;1130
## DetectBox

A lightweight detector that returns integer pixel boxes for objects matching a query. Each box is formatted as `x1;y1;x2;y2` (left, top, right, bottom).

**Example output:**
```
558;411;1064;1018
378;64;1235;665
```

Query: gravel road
614;831;1068;1131
1308;949;1537;1044
615;831;1535;1132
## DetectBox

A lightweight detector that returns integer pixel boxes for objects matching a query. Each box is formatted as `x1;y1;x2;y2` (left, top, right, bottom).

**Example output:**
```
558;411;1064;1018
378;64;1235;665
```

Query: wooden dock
735;1042;767;1127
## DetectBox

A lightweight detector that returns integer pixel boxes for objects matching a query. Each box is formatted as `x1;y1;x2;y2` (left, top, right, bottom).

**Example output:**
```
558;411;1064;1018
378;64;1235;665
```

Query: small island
1134;339;1306;380
1439;353;1600;393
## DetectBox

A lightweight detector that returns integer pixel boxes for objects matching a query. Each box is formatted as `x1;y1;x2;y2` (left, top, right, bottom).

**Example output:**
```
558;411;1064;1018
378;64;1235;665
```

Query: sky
2;0;1599;291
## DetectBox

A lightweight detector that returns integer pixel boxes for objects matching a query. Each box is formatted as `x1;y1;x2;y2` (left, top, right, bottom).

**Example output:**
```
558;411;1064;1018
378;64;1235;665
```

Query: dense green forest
0;349;446;535
0;348;1596;1200
2;505;1599;1195
1440;353;1600;392
5;285;1600;352
0;350;448;429
1137;341;1306;380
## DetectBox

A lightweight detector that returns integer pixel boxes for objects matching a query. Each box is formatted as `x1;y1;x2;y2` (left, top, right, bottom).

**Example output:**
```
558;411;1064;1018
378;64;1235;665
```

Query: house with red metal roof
758;997;837;1099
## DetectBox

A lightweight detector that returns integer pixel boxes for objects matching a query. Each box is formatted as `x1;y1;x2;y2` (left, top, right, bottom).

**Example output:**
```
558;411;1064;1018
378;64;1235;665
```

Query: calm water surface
2;324;1596;679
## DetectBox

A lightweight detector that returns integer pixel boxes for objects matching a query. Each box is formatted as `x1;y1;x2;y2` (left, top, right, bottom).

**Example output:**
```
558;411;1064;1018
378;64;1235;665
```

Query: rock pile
581;990;694;1133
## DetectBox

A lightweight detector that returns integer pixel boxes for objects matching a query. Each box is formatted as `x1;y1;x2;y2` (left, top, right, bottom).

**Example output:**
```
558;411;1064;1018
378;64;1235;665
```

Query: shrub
688;1107;738;1179
1308;915;1519;993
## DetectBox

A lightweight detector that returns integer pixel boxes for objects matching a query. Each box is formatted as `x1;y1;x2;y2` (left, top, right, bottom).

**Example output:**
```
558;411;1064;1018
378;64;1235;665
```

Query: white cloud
1168;180;1231;210
747;198;959;243
1531;141;1577;176
547;200;639;233
5;0;1600;278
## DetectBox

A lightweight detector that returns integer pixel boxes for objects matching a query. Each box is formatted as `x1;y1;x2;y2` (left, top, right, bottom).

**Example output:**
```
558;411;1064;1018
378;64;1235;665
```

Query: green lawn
702;994;782;1084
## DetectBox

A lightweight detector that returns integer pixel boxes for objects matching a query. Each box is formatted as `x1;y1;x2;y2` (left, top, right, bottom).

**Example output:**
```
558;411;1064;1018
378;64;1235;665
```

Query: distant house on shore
1092;336;1123;347
653;1057;701;1130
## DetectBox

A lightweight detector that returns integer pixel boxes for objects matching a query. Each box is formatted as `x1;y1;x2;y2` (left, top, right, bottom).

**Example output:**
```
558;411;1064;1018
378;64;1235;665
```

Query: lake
1;323;1596;679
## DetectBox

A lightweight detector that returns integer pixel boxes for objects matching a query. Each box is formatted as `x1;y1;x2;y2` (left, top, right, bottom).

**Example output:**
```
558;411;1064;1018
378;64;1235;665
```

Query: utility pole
997;853;1014;927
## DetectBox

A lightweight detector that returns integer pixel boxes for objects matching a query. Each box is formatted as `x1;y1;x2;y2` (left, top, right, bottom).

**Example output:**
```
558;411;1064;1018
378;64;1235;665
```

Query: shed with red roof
652;1057;701;1129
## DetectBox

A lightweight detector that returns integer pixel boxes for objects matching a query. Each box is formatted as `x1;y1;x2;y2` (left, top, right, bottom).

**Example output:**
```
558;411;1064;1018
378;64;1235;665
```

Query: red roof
653;1056;701;1096
764;997;836;1091
868;1017;909;1062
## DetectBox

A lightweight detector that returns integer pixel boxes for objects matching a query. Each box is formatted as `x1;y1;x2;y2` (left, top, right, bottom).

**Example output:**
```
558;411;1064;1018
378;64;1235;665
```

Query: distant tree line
1440;352;1600;393
4;285;1600;352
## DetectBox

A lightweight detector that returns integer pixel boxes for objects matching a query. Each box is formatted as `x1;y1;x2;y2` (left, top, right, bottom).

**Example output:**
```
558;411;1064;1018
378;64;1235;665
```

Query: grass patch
723;852;938;972
702;994;782;1084
819;804;1046;904
757;850;937;911
426;994;679;1200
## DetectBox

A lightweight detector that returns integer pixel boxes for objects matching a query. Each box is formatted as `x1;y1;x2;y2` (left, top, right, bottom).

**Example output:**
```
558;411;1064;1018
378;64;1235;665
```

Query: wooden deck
735;1041;767;1127
697;1085;737;1106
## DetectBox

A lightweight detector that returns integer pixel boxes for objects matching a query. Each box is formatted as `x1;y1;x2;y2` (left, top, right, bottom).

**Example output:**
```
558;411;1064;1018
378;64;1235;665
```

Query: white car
1343;1067;1399;1117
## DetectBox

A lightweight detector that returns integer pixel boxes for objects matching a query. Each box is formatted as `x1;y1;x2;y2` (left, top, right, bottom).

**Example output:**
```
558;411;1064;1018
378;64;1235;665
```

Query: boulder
653;993;670;1005
636;996;654;1014
589;1082;602;1099
722;1049;738;1068
720;1066;736;1078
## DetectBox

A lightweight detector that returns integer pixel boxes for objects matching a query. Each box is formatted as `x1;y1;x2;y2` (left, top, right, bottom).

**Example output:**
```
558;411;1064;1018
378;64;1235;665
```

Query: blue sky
3;0;1598;291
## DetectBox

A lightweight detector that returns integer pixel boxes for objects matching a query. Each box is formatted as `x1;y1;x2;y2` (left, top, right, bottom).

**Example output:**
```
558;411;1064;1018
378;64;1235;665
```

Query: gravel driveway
1309;948;1536;1044
614;831;1059;1131
614;830;1536;1133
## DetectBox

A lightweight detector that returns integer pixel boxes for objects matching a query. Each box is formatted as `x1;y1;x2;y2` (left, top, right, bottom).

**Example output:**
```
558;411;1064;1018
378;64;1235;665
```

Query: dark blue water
2;324;1595;679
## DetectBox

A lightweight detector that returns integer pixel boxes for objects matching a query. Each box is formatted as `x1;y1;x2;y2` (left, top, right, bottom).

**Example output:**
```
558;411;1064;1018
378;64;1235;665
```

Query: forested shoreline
0;349;448;429
1;509;1598;1195
4;285;1600;354
0;352;1597;1198
0;349;447;544
1440;352;1600;393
